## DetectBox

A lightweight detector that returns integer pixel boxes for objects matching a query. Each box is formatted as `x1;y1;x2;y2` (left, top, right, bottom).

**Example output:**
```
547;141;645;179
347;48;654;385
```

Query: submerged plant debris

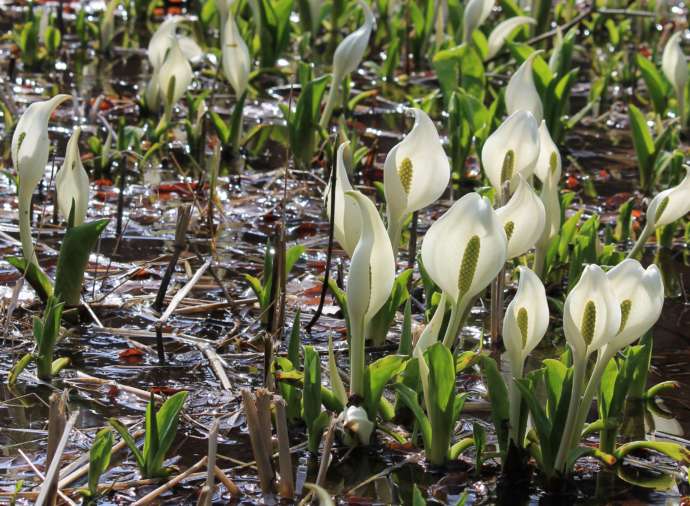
0;0;689;504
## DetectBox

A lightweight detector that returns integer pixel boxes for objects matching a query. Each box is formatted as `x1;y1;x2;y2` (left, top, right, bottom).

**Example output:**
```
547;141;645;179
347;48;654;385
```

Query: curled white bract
56;127;90;226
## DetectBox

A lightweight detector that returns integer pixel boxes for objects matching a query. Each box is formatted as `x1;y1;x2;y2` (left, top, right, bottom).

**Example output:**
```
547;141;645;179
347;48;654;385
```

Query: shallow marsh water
0;2;689;505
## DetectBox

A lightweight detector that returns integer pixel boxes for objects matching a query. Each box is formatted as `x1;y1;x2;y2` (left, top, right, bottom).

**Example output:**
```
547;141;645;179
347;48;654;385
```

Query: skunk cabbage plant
481;111;540;198
462;0;494;44
487;17;535;59
326;142;361;257
221;10;250;98
661;32;687;123
320;0;375;128
421;192;507;348
56;127;89;226
12;94;72;266
383;109;450;252
533;121;562;276
345;190;395;398
495;175;545;259
502;267;548;444
505;52;543;123
628;167;690;258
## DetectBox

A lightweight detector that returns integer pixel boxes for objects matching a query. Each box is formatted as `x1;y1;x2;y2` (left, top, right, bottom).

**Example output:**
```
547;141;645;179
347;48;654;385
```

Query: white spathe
221;10;251;97
463;0;495;44
503;266;549;378
662;31;687;117
326;142;361;257
383;108;450;249
645;166;690;229
420;192;507;305
505;52;543;123
481;110;540;197
343;405;374;445
332;0;375;83
158;37;193;109
12;94;72;265
56;127;90;226
563;264;621;360
534;121;562;246
495;175;545;259
605;259;664;353
487;16;535;60
346;190;395;396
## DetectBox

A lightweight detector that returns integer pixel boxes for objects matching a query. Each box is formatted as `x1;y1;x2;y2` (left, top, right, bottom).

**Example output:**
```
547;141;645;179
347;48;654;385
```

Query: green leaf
616;465;677;491
302;345;323;432
363;355;407;419
412;484;427;506
54;219;110;306
394;383;432;453
50;357;71;376
210;111;230;144
8;353;33;385
328;336;347;407
150;391;188;475
108;418;145;471
368;269;413;346
636;54;668;115
615;440;690;464
628;104;655;184
479;355;510;459
285;244;305;274
6;256;54;302
397;300;413;356
88;428;114;496
287;309;301;366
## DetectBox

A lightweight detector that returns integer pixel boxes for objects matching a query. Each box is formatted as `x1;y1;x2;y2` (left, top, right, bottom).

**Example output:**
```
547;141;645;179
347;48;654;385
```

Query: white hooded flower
463;0;495;44
421;192;507;305
503;266;549;378
346;190;395;396
534;121;562;246
505;52;543;123
332;0;375;83
481;110;540;197
662;31;687;116
221;10;251;97
56;127;90;226
605;259;664;353
495;175;545;259
383;108;450;250
486;16;535;59
644;167;690;229
502;266;548;443
158;37;193;109
563;265;622;360
325;142;361;257
146;18;202;110
12;94;72;265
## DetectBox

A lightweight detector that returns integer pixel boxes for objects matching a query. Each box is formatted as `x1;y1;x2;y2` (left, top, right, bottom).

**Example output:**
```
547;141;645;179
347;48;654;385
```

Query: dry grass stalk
241;389;274;493
273;397;294;498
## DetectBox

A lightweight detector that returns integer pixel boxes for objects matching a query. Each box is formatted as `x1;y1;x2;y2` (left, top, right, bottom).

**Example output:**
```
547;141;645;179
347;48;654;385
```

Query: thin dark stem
306;143;338;332
116;154;126;236
153;205;192;313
